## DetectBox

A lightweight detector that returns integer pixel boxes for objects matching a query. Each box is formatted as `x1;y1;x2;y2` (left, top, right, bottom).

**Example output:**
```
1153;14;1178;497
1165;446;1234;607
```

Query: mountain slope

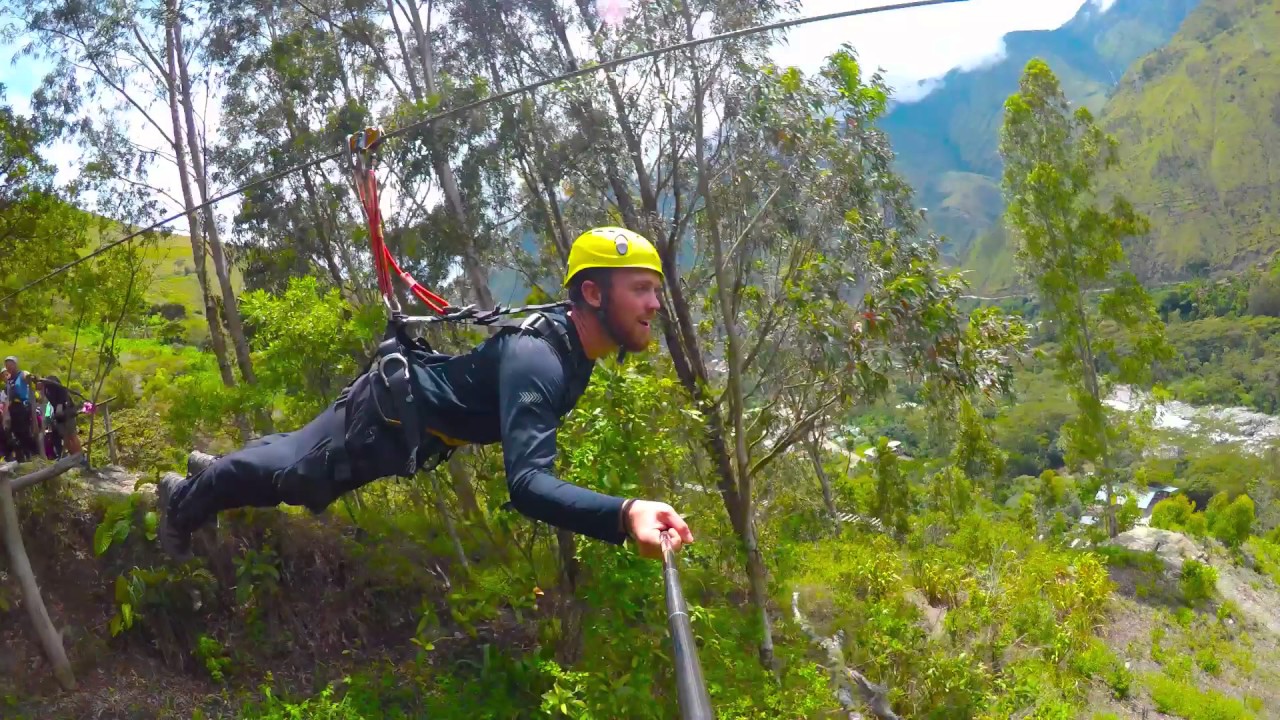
1096;0;1280;279
966;0;1280;293
881;0;1202;263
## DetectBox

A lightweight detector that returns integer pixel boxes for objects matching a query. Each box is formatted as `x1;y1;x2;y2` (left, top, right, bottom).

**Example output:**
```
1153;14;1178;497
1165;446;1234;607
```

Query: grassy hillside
882;0;1201;264
1096;0;1280;279
71;207;240;314
962;0;1280;294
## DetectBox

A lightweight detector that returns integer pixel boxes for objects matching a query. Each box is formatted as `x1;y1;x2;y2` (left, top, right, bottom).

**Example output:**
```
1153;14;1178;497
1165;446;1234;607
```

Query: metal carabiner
376;352;411;392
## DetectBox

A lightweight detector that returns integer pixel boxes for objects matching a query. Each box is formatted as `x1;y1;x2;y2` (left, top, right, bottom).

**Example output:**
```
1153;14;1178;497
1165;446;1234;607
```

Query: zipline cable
1;0;968;304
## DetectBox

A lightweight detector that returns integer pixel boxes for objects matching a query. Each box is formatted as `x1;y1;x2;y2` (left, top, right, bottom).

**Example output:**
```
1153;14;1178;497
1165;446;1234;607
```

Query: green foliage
0;103;89;336
242;680;393;720
110;564;218;637
788;513;1115;717
1205;492;1255;548
1179;560;1218;606
233;545;282;630
1146;672;1255;720
1244;535;1280;586
1151;495;1204;536
1116;494;1142;533
93;493;155;556
1071;640;1132;699
239;276;384;427
869;438;910;538
196;634;233;684
1155;315;1280;412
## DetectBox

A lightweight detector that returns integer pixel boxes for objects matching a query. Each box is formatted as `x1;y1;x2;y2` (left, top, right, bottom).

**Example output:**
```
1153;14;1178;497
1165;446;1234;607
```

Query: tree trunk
555;528;584;665
684;1;773;667
429;472;470;574
446;452;482;521
174;17;256;385
805;433;839;520
164;3;234;388
404;0;493;307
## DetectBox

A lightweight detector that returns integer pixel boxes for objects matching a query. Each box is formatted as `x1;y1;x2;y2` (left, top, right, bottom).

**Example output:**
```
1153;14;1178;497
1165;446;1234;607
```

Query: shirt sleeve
498;332;627;544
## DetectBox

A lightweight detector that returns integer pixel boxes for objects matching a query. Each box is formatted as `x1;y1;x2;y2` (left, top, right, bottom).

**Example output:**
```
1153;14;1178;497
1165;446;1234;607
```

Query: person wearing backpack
41;375;81;458
158;227;693;562
4;357;40;462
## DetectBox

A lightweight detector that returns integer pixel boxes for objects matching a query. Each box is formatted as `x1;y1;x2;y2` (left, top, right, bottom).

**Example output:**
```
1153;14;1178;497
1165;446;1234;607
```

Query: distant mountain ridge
944;0;1280;293
1094;0;1280;281
880;0;1203;275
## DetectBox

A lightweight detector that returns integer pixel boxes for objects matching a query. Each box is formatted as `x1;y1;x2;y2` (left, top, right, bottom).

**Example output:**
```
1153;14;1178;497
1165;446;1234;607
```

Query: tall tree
999;58;1173;537
207;0;373;298
17;0;256;388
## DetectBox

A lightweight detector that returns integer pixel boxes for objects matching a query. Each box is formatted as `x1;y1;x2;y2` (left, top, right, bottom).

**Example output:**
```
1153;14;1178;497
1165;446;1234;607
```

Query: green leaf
93;522;112;556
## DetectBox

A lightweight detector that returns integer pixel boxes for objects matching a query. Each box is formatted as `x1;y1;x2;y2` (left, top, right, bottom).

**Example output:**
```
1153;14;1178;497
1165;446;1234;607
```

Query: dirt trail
1214;559;1280;637
76;465;148;497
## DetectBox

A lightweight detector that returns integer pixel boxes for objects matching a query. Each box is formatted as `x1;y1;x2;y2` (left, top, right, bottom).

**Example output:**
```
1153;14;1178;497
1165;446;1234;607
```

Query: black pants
49;426;64;459
8;402;37;461
167;375;449;533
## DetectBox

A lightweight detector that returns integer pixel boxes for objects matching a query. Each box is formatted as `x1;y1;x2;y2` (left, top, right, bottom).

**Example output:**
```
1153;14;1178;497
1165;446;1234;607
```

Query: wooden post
0;474;76;690
84;409;95;470
102;404;118;466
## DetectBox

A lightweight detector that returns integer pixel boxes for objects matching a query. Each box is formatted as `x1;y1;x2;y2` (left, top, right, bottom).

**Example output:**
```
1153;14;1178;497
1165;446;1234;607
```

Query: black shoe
187;451;218;477
157;472;193;562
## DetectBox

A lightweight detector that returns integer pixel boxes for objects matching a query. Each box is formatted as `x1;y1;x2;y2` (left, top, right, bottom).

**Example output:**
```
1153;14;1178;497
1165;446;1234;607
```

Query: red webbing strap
380;244;450;313
349;129;451;316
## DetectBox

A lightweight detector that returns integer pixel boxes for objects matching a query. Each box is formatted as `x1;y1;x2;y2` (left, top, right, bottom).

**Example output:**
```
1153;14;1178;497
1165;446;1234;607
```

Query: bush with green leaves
784;512;1116;718
1179;560;1218;606
1150;495;1208;536
1147;672;1255;720
1205;492;1255;548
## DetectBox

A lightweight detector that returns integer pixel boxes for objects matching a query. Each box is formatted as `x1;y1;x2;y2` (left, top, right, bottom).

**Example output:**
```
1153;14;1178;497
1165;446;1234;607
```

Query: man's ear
581;278;605;310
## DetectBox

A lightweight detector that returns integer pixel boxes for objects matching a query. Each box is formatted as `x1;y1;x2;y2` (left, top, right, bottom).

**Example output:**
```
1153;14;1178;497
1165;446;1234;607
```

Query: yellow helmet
563;227;664;287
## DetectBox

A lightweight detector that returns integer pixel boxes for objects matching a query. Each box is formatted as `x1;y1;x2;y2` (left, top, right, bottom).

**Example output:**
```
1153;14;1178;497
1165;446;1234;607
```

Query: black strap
486;311;573;360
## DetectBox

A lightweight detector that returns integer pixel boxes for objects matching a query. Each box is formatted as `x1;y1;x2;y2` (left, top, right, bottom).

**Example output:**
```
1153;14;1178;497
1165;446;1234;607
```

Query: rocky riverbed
1106;385;1280;454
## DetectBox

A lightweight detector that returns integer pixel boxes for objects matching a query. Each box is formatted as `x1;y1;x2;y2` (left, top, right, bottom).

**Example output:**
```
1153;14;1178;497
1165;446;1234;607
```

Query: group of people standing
1;355;84;463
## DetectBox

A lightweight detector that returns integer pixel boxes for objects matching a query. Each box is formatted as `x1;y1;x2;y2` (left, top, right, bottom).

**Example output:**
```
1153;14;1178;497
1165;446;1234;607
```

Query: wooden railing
0;453;85;690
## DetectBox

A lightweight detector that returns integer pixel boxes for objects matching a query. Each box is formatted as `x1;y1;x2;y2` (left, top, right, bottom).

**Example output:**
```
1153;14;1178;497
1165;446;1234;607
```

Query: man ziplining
158;226;696;562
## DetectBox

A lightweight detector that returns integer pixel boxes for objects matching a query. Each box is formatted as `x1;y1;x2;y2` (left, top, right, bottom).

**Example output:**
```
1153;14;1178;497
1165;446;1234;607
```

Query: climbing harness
340;128;580;480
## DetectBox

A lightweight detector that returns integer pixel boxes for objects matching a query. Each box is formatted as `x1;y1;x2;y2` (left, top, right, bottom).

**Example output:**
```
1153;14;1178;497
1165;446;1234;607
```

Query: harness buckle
376;352;411;393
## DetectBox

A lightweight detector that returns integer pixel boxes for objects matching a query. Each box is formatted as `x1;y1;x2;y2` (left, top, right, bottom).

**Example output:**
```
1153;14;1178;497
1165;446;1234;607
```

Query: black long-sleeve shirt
408;308;627;544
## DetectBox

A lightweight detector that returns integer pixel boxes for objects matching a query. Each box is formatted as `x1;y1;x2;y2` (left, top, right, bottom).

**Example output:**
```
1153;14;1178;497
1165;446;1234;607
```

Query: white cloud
769;0;1097;102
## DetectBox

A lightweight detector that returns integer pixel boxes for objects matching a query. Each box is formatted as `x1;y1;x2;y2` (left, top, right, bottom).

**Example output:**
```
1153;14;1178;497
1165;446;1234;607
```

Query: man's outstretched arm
498;332;630;544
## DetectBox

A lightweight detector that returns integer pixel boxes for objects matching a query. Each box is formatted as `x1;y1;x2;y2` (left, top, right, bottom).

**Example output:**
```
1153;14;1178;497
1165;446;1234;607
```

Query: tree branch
749;396;840;479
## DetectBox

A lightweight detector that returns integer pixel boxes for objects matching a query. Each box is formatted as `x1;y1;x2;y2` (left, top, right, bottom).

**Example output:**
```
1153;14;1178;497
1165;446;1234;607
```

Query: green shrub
1147;673;1254;720
1150;495;1200;534
1205;492;1254;548
1180;560;1218;605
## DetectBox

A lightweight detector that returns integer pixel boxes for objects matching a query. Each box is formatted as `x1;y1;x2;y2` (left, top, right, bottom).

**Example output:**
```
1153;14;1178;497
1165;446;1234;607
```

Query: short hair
567;267;613;309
